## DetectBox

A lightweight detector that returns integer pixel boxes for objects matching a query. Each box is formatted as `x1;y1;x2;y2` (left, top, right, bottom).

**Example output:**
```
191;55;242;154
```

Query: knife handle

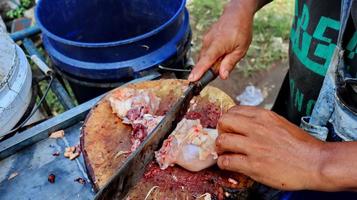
194;61;221;94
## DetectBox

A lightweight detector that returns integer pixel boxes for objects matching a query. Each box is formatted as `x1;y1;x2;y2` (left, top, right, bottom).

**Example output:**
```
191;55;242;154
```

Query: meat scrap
228;178;238;185
155;119;218;172
52;152;60;157
109;88;161;120
144;186;159;200
64;146;81;160
129;114;163;152
115;150;131;158
141;162;249;198
185;102;221;128
49;130;64;139
48;174;55;183
197;193;212;200
109;89;163;153
74;177;86;185
8;172;18;180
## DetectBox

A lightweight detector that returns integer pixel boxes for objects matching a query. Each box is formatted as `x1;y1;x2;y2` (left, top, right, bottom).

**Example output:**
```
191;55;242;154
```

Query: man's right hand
188;0;261;82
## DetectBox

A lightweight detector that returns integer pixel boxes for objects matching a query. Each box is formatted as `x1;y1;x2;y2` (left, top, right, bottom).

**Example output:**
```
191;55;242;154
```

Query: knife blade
94;67;219;200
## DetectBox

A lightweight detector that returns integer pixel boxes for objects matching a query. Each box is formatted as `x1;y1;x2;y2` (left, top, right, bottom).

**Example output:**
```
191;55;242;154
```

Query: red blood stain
48;174;55;183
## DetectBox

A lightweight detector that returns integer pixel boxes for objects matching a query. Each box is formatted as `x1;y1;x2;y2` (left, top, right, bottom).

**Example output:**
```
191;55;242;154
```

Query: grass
187;0;227;56
188;0;294;76
30;48;76;115
38;81;66;115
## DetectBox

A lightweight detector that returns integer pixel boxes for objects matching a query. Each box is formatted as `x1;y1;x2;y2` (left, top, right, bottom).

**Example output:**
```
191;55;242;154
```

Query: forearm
225;0;272;17
317;142;357;191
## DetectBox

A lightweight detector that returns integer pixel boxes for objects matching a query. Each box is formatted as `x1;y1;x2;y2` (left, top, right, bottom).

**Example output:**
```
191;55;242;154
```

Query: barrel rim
35;0;187;48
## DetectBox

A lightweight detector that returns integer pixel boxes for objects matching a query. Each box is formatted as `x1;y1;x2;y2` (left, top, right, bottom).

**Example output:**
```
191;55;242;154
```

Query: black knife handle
191;60;221;95
194;69;217;94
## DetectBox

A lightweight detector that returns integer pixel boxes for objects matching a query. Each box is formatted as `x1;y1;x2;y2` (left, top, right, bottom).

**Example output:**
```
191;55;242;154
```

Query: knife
94;65;219;200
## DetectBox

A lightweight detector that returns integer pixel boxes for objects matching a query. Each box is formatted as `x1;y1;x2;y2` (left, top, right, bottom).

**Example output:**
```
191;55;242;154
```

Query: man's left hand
216;106;324;190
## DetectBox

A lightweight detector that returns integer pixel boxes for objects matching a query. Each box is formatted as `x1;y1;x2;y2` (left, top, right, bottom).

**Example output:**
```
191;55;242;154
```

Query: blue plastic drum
35;0;191;102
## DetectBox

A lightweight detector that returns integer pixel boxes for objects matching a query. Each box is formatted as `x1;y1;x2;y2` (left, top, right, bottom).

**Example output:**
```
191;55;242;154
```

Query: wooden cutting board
80;79;253;199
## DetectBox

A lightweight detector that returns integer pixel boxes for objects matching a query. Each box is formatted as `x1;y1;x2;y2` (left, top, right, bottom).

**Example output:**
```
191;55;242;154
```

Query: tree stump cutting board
81;79;253;199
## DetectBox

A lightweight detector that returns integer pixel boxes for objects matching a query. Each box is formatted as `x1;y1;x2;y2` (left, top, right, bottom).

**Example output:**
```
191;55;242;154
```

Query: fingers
216;133;249;154
227;105;263;118
189;41;222;82
217;112;257;136
189;46;246;82
217;154;250;174
219;48;246;80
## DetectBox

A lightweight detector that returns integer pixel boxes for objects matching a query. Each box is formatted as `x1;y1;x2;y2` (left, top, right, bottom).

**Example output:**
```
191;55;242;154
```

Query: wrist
228;0;270;16
312;141;357;192
225;0;257;19
314;142;347;191
305;141;329;190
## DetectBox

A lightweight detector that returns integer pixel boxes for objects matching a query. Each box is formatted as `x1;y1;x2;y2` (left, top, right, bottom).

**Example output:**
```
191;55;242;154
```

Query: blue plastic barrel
35;0;191;102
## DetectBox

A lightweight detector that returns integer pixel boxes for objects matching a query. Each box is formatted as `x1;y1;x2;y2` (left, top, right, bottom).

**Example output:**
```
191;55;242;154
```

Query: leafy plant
187;0;227;54
20;0;33;9
6;7;25;19
6;0;35;20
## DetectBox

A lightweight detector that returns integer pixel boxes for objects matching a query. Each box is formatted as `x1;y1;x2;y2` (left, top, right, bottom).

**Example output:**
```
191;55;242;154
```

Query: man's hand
216;106;325;191
188;0;257;81
188;0;273;81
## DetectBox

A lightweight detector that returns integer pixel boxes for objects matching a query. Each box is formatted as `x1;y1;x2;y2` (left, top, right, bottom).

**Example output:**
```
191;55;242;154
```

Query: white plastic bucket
0;30;33;136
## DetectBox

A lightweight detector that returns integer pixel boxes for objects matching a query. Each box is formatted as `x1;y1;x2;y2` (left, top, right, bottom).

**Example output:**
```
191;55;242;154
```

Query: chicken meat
129;114;163;151
109;88;161;120
155;119;218;172
109;88;163;152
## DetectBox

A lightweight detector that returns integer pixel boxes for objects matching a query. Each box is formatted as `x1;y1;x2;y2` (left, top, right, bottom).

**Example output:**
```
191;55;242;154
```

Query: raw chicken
109;88;163;152
109;88;161;120
155;119;218;172
129;114;164;152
